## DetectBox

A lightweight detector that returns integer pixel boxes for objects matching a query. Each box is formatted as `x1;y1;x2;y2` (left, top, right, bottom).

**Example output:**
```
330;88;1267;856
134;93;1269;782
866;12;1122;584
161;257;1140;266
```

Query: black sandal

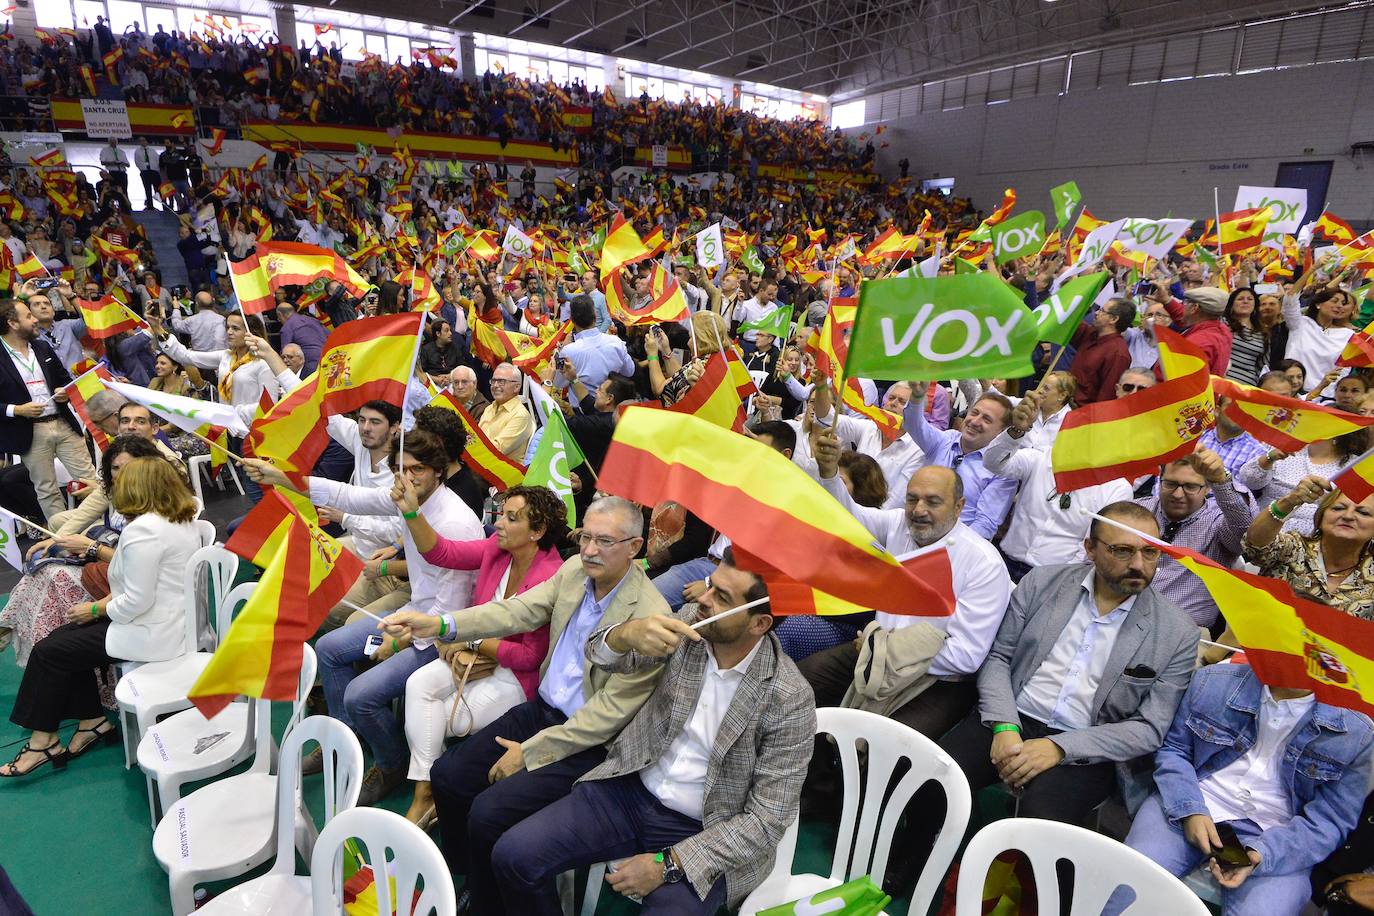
0;739;68;777
67;721;118;760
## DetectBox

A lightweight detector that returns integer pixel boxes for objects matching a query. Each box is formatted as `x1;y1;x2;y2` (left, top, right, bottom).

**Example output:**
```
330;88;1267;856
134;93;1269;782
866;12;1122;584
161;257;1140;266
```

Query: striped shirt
1225;326;1268;386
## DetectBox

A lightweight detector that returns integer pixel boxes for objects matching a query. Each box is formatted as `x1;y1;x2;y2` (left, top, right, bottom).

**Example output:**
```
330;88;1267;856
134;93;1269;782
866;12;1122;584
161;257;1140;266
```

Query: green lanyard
2;339;39;378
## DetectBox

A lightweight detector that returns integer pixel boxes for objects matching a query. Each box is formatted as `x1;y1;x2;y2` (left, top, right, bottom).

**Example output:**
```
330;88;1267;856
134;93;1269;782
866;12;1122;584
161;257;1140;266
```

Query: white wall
870;58;1374;225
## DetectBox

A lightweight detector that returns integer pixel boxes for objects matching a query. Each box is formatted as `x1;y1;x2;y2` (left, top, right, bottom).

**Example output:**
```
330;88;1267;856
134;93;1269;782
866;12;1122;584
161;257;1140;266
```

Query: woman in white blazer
2;456;202;777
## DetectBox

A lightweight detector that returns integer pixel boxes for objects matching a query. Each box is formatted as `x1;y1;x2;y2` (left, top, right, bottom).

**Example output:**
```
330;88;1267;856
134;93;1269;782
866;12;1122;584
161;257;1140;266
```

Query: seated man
490;550;815;914
938;501;1197;825
381;495;669;916
1123;662;1373;916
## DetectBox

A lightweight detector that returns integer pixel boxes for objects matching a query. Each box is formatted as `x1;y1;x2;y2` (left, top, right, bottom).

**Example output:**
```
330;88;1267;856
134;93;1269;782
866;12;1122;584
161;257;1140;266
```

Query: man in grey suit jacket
938;500;1198;825
382;496;670;916
488;549;816;914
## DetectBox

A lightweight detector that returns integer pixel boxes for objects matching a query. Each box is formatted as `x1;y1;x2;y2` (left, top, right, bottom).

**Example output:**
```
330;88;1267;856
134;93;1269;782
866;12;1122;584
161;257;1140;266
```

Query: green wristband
646;354;659;362
391;638;399;652
991;723;1021;735
380;559;388;578
1268;500;1290;521
438;615;448;638
90;602;100;618
402;509;419;520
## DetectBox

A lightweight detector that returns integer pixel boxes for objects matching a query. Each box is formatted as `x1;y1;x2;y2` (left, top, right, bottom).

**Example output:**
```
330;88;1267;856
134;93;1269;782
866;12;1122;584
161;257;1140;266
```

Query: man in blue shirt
381;496;670;915
558;270;610;331
556;295;634;391
902;384;1019;540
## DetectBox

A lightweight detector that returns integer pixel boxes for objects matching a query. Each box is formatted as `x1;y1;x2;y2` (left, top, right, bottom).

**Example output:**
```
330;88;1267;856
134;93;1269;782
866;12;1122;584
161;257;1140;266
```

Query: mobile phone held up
1213;822;1251;869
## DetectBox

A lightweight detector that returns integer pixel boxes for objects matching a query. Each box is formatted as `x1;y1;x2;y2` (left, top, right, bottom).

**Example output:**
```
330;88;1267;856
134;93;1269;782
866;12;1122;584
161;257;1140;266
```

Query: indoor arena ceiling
322;0;1348;96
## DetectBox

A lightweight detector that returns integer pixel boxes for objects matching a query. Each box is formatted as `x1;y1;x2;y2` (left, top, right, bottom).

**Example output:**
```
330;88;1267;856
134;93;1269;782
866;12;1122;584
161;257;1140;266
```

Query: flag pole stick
689;595;770;631
1;511;57;540
188;430;247;464
1199;638;1240;654
339;597;389;625
1213;187;1224;262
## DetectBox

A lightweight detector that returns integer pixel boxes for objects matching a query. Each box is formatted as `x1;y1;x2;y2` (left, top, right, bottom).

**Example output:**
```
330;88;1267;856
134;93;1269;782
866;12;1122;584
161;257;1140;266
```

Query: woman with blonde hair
647;311;732;404
2;457;202;777
1025;370;1077;451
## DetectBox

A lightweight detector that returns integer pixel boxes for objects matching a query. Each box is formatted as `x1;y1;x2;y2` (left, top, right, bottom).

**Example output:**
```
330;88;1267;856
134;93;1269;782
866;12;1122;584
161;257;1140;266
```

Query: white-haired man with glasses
479;361;534;459
381;495;671;915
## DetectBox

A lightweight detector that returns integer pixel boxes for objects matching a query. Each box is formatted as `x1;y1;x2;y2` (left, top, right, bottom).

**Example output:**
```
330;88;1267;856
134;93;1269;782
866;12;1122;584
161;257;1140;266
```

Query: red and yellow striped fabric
257;241;370;299
600;407;957;616
1051;327;1214;492
1215;208;1270;256
228;252;276;314
733;545;955;617
662;351;746;433
1339;317;1374;369
189;490;362;718
427;390;526;490
604;263;689;326
861;227;918;262
76;295;141;339
598;213;652;282
1212;375;1374;452
63;363;116;450
1313;211;1357;244
91;234;140;268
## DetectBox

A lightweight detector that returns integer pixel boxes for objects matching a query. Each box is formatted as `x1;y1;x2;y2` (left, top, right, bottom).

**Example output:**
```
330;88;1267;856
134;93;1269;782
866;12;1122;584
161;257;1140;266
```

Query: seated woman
2;456;202;777
773;449;886;662
397;484;567;826
0;436;166;666
1241;477;1374;619
147;353;210;457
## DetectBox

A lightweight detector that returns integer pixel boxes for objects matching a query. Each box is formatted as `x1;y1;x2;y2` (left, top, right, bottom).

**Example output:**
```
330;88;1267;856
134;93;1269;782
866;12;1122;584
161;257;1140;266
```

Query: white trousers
404;660;525;781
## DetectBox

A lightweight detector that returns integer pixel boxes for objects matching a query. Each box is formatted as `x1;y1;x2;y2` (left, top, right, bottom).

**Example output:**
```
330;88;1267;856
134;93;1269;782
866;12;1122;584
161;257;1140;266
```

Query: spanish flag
14;253;47;281
1215;208;1270;256
662;351;747;433
604;263;689;325
510;321;572;377
469;316;513;368
1313;211;1356;244
862;227;917;262
76;295;142;339
1052;327;1214;492
204;128;226;156
1151;536;1374;717
428;390;526;490
91;234;140;268
257;241;370;299
464;229;501;262
1211;376;1374;453
642;226;667;258
63;363;116;450
1338;317;1374;368
188;491;362;718
734;544;955;617
600;407;959;616
598;213;652;282
984;188;1016;226
228;252;276;314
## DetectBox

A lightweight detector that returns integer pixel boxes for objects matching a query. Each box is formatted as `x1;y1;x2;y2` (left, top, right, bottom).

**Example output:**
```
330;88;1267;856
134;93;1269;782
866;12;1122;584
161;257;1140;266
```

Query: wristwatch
466;638;483;653
84;542;100;562
657;848;684;884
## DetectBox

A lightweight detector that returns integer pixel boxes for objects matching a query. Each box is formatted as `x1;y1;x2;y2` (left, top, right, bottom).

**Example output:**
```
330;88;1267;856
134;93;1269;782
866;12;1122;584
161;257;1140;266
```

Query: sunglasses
1118;383;1147;393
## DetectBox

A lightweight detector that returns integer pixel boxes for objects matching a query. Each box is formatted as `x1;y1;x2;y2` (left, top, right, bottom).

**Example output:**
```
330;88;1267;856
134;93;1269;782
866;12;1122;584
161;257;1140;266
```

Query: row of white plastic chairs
110;542;453;915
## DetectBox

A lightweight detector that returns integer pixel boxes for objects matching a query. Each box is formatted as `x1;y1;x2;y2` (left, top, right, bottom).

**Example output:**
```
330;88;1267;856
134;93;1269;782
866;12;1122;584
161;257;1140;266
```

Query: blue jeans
316;616;437;770
492;774;728;915
651;557;715;611
1112;793;1313;916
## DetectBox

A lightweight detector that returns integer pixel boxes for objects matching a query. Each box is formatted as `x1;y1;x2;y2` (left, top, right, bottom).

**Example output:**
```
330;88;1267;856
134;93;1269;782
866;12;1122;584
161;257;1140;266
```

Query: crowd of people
1;24;1374;916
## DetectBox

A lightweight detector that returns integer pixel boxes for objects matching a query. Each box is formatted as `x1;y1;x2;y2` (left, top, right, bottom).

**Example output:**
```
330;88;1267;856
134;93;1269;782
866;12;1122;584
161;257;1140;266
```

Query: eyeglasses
1160;480;1206;495
1118;383;1147;393
1101;543;1162;562
575;532;637;550
490;378;519;386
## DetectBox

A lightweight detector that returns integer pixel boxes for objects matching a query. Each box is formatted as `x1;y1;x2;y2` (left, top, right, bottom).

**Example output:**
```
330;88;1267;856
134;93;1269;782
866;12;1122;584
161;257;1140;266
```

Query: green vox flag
1050;179;1082;230
446;159;464;179
953;256;981;275
569;249;589;276
847;273;1037;381
737;305;791;339
443;231;469;256
522;409;587;524
588;225;608;256
990;209;1046;266
757;876;891;916
1032;271;1111;347
740;245;765;275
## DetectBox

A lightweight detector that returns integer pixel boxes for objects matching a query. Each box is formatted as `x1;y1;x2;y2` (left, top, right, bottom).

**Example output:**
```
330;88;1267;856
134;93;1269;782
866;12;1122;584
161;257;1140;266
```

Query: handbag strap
446;651;482;737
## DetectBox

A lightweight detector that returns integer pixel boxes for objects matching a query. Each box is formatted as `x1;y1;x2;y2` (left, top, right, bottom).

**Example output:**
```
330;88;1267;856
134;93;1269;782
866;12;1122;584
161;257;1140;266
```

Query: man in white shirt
98;139;128;194
133;137;160;209
732;280;779;349
802;434;1012;739
246;429;483;806
488;551;815;914
983;389;1133;582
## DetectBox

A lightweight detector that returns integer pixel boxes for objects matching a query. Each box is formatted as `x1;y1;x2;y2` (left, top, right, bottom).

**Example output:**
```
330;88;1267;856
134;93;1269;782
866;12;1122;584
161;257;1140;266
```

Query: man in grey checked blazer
490;549;816;913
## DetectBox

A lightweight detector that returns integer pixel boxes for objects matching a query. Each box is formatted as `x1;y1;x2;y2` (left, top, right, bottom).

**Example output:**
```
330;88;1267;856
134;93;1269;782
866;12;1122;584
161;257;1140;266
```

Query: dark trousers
939;710;1117;820
10;619;113;732
492;774;728;915
430;698;606;915
139;168;159;205
997;548;1034;584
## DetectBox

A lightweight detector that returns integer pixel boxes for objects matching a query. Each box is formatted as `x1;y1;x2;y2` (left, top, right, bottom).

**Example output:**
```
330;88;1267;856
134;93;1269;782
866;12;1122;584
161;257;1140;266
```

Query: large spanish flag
1154;537;1374;716
91;234;140;268
258;241;371;298
427;390;526;490
600;408;956;615
862;227;918;263
598;213;652;282
1052;327;1214;492
1215;207;1270;256
1313;211;1357;244
228;252;276;314
604;263;690;325
663;351;746;433
76;295;142;339
1333;452;1374;504
1212;375;1374;453
188;491;362;718
1338;320;1374;370
734;545;955;616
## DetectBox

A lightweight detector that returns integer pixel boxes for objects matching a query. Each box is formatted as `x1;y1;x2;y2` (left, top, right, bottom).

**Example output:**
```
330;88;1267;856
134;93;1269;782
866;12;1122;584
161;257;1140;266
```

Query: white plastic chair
309;808;456;916
190;710;365;916
154;706;361;916
116;542;238;768
136;583;269;824
954;818;1212;916
737;707;972;916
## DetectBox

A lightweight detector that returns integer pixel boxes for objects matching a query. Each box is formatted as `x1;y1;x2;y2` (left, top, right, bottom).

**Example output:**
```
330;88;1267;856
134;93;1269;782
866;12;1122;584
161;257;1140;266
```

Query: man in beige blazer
381;495;669;915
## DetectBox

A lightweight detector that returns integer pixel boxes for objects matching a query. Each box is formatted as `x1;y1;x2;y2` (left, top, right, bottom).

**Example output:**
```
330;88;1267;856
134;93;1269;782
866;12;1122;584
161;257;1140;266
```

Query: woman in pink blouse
392;481;568;826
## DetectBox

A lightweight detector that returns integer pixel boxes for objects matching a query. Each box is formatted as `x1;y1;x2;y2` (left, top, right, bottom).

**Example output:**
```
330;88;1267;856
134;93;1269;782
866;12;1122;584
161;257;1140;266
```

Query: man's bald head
903;466;964;546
